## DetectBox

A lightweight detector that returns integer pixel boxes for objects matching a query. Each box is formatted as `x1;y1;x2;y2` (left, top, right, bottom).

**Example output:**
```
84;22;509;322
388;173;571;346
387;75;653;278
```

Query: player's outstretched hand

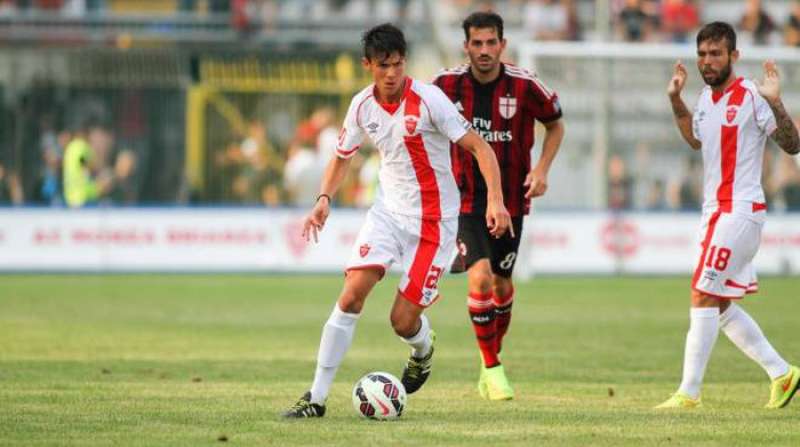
486;200;513;239
524;167;548;199
301;197;331;243
668;61;688;98
755;60;781;102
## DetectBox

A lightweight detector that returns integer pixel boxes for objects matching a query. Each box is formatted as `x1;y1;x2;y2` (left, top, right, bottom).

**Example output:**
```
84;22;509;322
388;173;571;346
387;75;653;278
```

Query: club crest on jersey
726;105;738;123
499;96;517;119
404;115;419;135
359;243;371;258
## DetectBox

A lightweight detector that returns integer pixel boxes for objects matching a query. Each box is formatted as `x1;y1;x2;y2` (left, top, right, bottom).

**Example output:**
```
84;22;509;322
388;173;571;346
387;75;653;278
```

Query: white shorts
691;208;765;299
345;207;458;307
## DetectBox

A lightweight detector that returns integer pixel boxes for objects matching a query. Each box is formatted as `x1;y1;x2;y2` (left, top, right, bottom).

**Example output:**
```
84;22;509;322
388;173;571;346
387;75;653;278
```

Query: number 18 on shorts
692;210;764;299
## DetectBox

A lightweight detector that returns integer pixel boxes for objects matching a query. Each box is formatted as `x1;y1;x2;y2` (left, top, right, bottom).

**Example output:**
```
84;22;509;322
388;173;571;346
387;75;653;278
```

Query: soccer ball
352;371;406;420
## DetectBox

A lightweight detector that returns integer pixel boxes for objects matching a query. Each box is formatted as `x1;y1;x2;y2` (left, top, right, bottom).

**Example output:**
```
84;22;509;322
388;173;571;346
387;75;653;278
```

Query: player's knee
492;277;513;299
337;292;366;314
468;273;492;295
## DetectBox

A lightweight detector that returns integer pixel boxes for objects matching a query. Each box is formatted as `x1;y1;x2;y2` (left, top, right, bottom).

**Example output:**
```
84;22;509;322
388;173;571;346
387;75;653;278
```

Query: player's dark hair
362;23;406;62
462;11;504;41
696;21;736;53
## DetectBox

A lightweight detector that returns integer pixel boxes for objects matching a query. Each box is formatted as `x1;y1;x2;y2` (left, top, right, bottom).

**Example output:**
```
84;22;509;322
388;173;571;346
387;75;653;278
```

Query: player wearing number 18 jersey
282;23;512;418
433;11;565;400
657;22;800;410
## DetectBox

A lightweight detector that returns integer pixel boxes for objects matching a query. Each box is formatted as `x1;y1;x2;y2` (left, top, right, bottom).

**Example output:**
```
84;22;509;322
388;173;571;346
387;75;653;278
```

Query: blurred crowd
2;1;800;47
606;118;800;212
206;105;380;208
2;0;800;210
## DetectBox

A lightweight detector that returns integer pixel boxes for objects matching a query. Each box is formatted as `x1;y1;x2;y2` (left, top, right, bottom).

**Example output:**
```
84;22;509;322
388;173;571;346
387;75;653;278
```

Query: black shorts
450;215;524;278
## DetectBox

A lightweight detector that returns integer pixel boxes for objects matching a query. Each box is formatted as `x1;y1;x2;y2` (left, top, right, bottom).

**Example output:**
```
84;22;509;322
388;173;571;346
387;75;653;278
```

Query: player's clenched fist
301;196;331;243
668;61;688;98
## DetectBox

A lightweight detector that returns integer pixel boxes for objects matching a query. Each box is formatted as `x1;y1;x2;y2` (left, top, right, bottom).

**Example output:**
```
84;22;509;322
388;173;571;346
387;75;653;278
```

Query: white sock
678;307;720;399
309;304;360;404
401;314;433;358
720;303;790;380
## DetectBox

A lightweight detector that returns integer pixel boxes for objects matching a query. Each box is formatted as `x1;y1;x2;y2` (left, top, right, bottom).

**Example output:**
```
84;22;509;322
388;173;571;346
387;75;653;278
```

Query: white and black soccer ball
352;371;406;420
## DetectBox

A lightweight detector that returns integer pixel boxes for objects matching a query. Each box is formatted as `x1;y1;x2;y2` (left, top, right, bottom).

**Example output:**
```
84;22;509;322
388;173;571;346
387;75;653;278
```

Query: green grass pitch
1;275;798;446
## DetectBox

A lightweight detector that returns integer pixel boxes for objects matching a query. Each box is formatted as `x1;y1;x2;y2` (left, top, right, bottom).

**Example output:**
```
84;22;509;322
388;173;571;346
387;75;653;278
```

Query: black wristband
316;194;331;204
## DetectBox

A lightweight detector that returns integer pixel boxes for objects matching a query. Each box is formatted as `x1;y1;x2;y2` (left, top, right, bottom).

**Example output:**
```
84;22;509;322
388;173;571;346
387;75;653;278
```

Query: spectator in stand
776;152;800;211
645;178;668;210
109;149;138;205
774;117;800;211
283;107;337;206
616;0;657;42
607;153;633;210
0;162;24;205
661;0;699;43
738;0;775;46
62;119;113;208
673;156;702;211
784;1;800;47
524;0;570;41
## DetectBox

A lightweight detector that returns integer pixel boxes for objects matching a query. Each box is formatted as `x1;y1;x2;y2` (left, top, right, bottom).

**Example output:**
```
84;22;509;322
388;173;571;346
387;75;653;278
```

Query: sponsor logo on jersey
472;117;512;142
726;105;738;123
703;270;718;281
404;115;419;135
360;243;371;258
499;95;517;119
366;122;380;134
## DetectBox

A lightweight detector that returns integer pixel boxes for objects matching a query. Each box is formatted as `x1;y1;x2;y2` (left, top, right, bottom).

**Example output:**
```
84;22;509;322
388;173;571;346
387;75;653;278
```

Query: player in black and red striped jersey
433;11;565;400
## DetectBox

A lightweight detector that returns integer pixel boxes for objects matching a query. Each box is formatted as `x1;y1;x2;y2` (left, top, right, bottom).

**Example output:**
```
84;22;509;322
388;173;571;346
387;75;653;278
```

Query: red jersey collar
375;77;412;114
712;76;744;103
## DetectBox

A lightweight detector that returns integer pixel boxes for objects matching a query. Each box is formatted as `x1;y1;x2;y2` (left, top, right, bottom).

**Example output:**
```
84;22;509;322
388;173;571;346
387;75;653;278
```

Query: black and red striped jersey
433;63;562;216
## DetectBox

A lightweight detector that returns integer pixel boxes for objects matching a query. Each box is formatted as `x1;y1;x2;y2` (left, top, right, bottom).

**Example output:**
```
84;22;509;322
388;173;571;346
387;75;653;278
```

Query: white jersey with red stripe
337;77;471;220
692;77;777;213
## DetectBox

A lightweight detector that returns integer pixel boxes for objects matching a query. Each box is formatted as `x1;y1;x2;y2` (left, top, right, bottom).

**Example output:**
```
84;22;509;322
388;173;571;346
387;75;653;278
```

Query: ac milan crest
726;106;738;123
499;96;517;119
404;115;419;135
359;243;371;258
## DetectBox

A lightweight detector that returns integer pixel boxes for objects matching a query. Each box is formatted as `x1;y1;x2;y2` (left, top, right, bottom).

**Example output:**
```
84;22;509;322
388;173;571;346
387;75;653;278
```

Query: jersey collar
468;63;505;89
711;76;744;104
375;77;413;115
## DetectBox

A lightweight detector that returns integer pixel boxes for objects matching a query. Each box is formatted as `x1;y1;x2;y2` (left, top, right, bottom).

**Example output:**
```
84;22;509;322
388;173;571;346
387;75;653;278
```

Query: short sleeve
527;76;562;123
336;95;367;159
752;89;777;136
427;85;471;143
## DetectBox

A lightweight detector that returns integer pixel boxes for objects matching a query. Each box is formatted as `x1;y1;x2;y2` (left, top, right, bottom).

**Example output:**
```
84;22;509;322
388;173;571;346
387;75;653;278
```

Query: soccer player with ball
282;23;511;418
657;21;800;409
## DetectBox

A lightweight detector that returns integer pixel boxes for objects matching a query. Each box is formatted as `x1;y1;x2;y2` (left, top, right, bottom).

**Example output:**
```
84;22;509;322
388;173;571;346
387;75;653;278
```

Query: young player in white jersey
658;21;800;409
283;23;512;418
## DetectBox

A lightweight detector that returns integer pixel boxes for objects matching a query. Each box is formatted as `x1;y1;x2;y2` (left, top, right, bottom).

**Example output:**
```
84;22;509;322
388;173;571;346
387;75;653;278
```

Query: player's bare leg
393;293;436;394
283;268;382;418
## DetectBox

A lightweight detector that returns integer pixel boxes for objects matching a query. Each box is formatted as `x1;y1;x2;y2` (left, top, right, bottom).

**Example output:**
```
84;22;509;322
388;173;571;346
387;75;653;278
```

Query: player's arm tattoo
766;98;800;155
670;95;701;150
